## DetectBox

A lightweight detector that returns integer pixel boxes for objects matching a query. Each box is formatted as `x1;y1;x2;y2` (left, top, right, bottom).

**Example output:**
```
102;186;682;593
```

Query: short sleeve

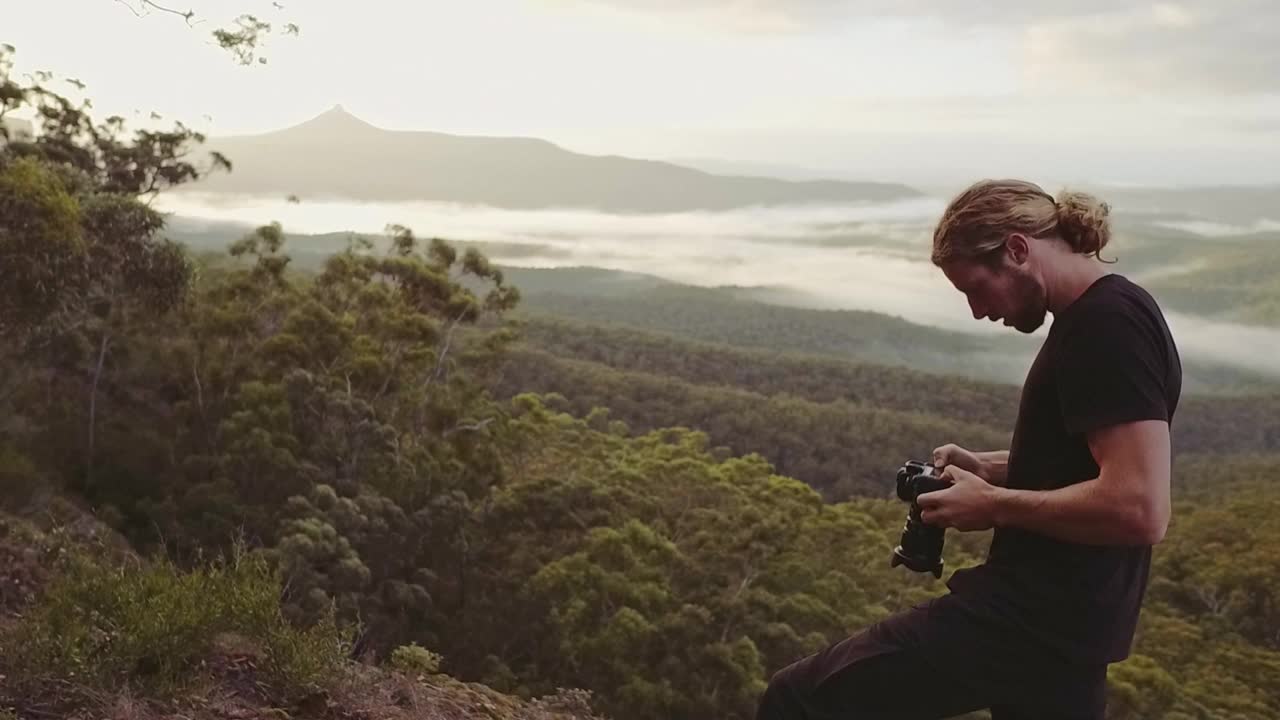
1056;308;1170;436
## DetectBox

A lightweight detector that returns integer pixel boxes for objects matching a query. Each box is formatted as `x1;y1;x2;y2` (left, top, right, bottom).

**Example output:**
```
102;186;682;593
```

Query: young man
755;179;1182;720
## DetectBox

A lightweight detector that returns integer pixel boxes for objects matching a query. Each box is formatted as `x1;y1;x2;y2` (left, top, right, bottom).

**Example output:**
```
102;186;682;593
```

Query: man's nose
969;299;985;320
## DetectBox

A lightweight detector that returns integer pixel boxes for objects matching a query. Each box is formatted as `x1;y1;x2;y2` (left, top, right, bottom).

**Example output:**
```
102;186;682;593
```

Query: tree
112;0;299;65
0;46;227;487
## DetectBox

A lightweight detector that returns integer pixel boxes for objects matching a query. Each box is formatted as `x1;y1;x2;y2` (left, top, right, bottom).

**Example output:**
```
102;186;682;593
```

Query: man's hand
932;444;982;476
918;465;1001;532
933;444;1009;486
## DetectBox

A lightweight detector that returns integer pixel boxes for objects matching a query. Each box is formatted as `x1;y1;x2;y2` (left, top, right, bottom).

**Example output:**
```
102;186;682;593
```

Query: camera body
890;460;951;578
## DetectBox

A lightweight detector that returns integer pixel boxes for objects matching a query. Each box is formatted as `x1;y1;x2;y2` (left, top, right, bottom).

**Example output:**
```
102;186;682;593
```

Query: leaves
113;1;299;67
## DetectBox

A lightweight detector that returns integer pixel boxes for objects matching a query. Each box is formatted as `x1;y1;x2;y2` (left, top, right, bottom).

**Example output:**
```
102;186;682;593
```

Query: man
755;179;1182;720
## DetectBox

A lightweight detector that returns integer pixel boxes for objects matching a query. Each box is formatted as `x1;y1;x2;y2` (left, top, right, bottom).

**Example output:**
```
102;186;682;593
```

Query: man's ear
1004;233;1031;265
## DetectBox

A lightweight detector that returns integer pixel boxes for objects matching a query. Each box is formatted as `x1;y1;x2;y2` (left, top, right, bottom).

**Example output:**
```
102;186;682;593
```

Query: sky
6;0;1280;186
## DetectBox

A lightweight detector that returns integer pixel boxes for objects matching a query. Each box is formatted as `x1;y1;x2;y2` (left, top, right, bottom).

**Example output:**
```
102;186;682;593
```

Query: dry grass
2;652;606;720
330;665;604;720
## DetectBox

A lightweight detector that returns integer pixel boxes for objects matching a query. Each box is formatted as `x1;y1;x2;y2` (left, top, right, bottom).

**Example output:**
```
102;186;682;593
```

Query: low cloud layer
159;191;1280;380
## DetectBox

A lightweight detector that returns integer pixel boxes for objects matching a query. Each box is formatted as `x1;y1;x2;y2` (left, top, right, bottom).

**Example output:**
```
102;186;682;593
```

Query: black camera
890;460;951;579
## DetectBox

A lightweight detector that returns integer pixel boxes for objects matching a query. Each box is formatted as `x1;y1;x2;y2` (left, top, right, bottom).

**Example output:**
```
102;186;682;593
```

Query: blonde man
757;179;1181;720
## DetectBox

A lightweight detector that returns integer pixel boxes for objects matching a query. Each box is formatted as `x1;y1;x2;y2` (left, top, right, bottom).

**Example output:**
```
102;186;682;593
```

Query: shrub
390;642;444;676
5;544;349;696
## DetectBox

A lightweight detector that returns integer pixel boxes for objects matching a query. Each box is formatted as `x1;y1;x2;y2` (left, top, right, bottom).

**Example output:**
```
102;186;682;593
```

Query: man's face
941;254;1047;334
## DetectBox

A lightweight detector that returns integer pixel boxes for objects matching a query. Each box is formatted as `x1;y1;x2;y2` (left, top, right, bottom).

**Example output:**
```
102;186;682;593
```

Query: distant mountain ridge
186;106;921;212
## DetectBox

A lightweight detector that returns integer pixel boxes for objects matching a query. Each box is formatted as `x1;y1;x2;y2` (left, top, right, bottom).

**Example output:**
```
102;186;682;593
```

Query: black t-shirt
945;272;1182;666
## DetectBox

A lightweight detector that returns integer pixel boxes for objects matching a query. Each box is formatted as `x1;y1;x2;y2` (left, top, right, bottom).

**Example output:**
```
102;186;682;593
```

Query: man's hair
931;179;1113;266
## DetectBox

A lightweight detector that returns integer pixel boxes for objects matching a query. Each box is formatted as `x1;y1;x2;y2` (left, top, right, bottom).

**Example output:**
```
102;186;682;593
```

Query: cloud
567;0;1120;27
1229;116;1280;134
1021;1;1280;95
570;0;1280;94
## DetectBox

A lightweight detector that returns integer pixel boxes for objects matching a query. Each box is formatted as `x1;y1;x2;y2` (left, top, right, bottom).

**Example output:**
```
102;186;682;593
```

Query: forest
1;46;1278;720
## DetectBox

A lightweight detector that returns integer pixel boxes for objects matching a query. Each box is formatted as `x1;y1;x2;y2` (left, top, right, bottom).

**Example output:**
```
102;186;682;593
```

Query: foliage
5;546;348;696
499;347;1008;499
497;318;1280;499
391;642;445;676
515;316;1020;428
435;394;994;718
111;1;299;66
0;47;217;345
517;284;1030;382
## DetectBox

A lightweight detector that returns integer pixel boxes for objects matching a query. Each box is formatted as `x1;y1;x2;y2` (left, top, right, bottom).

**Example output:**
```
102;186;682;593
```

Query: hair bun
1054;190;1112;259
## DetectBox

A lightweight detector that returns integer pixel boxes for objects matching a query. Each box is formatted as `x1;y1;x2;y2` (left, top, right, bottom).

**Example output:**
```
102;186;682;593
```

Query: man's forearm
992;476;1163;546
977;451;1009;486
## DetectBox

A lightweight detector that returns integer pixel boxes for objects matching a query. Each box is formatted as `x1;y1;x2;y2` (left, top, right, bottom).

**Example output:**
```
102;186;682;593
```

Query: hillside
499;267;1278;394
184;106;920;212
496;316;1280;499
3;214;1277;718
1143;239;1280;324
0;508;603;720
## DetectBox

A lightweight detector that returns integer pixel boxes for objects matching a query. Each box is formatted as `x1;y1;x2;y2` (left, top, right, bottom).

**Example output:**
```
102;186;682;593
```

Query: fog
1163;313;1280;378
157;192;1280;377
1155;219;1280;237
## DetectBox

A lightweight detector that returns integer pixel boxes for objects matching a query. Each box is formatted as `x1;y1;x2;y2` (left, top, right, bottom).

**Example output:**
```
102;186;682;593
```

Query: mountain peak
287;105;380;136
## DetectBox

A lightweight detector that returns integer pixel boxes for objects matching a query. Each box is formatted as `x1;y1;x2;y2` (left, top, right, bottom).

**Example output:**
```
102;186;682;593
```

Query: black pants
755;596;1107;720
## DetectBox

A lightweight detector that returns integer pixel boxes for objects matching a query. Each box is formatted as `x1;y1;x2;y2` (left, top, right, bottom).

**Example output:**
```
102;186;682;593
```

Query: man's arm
992;420;1171;546
976;450;1009;486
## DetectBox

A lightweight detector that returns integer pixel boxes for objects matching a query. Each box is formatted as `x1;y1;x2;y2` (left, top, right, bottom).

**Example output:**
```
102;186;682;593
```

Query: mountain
187;106;921;212
668;156;859;182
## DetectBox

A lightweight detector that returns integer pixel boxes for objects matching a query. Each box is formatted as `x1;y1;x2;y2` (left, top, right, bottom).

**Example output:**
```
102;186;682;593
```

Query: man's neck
1045;255;1110;315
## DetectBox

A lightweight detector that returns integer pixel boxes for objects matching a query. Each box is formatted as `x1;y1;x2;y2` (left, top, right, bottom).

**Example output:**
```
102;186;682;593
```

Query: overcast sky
6;0;1280;186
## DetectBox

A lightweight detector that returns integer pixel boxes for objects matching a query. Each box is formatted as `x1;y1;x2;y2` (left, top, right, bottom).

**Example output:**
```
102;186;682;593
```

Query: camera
890;460;951;579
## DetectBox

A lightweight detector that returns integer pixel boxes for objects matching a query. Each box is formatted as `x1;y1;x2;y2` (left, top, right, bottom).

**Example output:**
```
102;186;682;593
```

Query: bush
5;544;349;696
390;642;444;676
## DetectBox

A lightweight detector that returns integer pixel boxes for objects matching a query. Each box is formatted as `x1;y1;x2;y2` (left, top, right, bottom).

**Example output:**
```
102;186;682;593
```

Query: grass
3;543;349;698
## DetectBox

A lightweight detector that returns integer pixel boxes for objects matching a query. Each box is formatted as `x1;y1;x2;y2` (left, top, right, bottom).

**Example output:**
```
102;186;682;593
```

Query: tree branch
139;0;198;25
86;332;113;488
443;418;494;438
425;308;469;392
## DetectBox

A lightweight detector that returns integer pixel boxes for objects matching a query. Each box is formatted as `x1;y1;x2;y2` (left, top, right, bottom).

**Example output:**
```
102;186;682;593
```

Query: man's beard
1009;268;1047;334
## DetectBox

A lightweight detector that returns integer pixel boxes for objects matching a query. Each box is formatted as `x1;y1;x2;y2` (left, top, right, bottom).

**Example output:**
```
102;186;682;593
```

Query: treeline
504;266;1279;394
497;347;1009;500
516;285;1033;383
497;317;1280;499
514;317;1021;428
